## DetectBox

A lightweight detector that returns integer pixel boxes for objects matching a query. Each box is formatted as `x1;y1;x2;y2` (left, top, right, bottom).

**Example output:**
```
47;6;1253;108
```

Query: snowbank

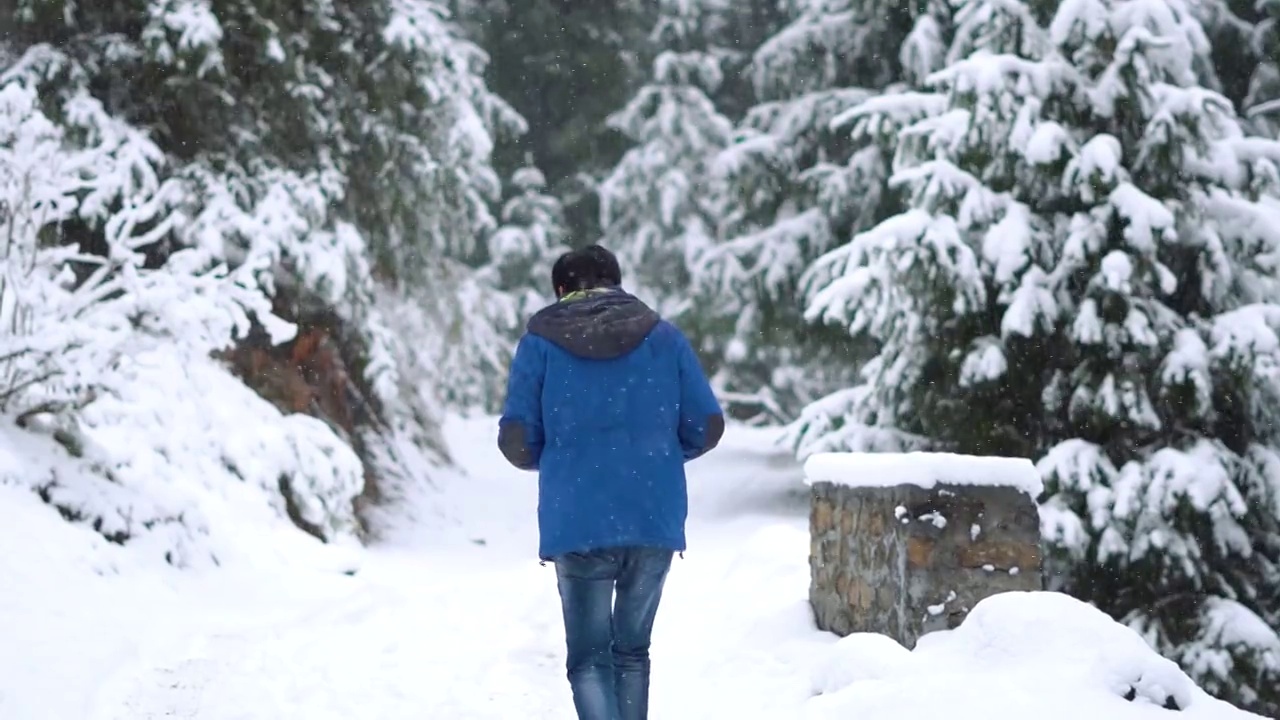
1;350;366;571
0;484;176;719
0;350;375;717
807;591;1261;720
803;451;1044;498
0;477;365;720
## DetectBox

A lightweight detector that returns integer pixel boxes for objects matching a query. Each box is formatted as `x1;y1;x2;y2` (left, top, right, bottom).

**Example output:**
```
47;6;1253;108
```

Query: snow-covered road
6;415;1264;720
83;416;826;719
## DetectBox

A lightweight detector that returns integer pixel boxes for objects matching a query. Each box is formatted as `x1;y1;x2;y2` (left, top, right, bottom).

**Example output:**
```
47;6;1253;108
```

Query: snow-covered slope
0;414;1264;719
0;351;366;570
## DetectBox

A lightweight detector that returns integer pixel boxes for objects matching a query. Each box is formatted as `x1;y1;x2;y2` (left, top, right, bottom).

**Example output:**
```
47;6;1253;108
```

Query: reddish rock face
225;325;364;436
217;302;382;535
809;481;1043;647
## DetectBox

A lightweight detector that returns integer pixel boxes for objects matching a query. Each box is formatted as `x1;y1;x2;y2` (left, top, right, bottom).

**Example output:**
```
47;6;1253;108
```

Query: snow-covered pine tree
597;0;734;324
1;0;523;562
1235;0;1280;137
692;0;941;422
796;0;1280;711
483;160;570;315
450;160;571;411
453;0;656;241
1175;0;1280;140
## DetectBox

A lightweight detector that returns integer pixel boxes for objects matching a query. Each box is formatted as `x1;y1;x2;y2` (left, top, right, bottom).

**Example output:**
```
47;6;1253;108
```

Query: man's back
498;246;723;720
498;288;723;561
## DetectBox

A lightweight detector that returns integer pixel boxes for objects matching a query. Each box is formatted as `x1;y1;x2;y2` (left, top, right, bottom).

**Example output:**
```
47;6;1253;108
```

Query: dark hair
551;244;622;297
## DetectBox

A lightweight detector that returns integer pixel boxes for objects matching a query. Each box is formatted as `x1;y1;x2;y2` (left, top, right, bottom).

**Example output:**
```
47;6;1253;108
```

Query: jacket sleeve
674;329;725;462
498;334;546;471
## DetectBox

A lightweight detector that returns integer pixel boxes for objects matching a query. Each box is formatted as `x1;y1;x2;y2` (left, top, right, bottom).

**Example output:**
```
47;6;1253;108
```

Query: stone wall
809;480;1043;647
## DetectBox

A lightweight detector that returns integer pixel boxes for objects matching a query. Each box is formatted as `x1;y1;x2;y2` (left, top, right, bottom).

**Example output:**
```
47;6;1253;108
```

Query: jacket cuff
498;421;538;470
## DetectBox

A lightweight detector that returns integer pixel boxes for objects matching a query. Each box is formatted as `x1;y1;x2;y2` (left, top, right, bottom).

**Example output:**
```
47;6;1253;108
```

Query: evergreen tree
453;0;657;241
8;0;522;277
455;160;570;410
1238;0;1280;136
483;160;571;314
796;0;1280;711
597;0;734;323
691;0;934;421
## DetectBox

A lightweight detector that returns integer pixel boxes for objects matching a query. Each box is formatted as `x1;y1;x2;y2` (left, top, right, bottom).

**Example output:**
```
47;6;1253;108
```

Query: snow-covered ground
0;415;1264;719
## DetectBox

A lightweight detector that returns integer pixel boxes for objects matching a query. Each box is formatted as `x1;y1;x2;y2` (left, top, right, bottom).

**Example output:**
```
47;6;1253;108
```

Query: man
497;244;724;720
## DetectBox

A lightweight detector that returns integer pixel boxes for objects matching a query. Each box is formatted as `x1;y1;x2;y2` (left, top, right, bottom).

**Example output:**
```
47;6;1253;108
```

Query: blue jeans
554;546;674;720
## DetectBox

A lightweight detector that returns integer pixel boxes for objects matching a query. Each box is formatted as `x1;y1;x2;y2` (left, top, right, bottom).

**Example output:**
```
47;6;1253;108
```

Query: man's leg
555;550;622;720
611;547;674;720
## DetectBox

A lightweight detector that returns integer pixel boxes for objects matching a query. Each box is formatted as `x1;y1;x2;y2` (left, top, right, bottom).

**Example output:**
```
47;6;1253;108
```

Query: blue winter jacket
497;287;725;560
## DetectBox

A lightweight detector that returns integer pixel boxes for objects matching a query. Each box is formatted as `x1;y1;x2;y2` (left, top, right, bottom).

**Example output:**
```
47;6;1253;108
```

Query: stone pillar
807;452;1044;648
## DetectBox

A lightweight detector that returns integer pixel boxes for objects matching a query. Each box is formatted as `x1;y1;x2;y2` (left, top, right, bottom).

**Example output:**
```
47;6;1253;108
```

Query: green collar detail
560;287;614;303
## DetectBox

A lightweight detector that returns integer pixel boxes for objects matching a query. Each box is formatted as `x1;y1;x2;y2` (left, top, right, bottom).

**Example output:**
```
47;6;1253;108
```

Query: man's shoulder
514;331;552;359
646;319;687;344
634;319;689;356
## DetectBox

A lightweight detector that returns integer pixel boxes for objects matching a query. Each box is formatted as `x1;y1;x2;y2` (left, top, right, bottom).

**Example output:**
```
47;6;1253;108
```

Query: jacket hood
527;287;660;360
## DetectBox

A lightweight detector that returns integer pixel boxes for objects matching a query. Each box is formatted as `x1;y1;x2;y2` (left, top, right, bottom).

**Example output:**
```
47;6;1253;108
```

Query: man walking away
497;244;724;720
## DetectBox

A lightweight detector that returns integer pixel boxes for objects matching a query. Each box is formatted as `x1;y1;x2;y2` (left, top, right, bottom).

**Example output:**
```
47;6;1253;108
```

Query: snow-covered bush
0;80;272;424
796;0;1280;711
6;353;366;569
0;71;364;566
1;0;524;562
372;269;522;419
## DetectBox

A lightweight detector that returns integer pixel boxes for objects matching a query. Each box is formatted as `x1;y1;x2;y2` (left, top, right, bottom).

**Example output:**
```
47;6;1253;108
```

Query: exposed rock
218;287;384;537
809;480;1043;647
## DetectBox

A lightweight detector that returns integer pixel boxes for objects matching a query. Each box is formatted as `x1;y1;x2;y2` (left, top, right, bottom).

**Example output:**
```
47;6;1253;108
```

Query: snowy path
93;553;570;718
85;416;829;719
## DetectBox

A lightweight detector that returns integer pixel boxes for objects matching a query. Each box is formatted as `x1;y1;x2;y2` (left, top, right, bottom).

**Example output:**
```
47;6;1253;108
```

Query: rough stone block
806;453;1044;648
